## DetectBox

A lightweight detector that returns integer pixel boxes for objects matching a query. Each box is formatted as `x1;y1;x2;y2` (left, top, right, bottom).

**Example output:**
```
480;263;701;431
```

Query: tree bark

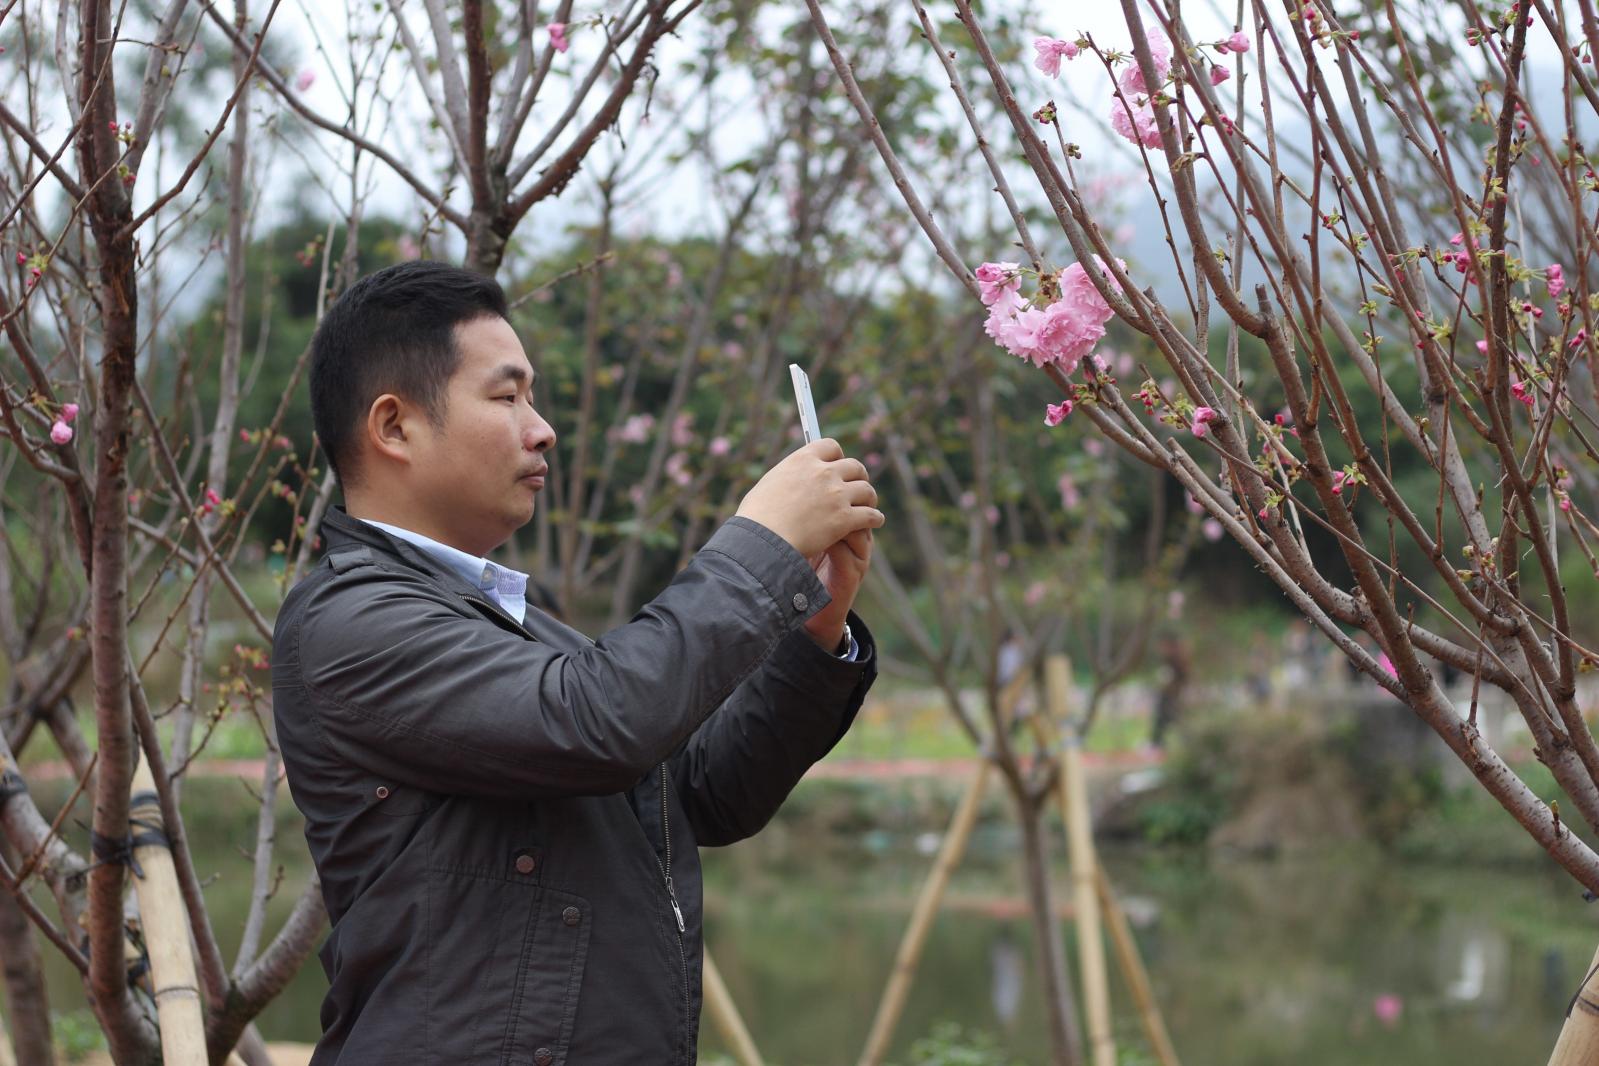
0;843;54;1066
76;0;161;1058
1016;794;1083;1066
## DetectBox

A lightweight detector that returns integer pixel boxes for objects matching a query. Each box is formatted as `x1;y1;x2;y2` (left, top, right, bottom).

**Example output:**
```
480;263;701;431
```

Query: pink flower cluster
1190;405;1218;438
1447;231;1477;283
1110;33;1172;149
979;258;1119;370
549;22;569;52
1033;36;1080;78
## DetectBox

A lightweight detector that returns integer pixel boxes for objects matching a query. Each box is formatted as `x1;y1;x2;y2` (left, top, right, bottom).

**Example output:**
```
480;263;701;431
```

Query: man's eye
497;395;517;403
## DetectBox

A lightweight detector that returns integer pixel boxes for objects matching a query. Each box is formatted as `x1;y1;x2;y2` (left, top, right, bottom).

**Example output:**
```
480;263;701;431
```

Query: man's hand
735;439;884;558
803;528;874;654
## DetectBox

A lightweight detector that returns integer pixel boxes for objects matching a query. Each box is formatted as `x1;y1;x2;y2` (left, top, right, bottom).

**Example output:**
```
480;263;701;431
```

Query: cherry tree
807;0;1599;1057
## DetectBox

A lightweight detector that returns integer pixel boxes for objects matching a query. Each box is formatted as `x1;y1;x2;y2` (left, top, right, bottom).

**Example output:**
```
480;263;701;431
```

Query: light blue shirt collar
358;518;530;627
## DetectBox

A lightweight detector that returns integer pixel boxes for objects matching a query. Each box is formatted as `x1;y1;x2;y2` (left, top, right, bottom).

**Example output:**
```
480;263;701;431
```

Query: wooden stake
128;754;206;1066
1548;941;1599;1066
704;948;765;1066
856;759;993;1066
0;1013;17;1066
1044;655;1116;1066
1096;868;1180;1066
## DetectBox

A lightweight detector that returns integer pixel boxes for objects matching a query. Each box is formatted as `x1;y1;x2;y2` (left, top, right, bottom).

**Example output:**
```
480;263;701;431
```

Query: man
271;260;885;1064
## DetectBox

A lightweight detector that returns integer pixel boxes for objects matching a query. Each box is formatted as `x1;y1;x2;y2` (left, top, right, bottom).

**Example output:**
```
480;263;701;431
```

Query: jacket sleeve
667;610;876;846
273;517;831;800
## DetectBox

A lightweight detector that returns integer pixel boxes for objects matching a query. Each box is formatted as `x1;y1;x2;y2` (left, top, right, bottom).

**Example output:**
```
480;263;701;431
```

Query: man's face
409;315;556;555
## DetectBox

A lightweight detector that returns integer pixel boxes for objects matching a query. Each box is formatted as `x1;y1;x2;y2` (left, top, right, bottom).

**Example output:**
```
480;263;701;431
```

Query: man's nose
526;408;557;452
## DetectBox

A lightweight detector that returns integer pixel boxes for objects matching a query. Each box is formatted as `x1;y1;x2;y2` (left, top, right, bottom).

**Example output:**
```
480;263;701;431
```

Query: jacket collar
317;505;589;652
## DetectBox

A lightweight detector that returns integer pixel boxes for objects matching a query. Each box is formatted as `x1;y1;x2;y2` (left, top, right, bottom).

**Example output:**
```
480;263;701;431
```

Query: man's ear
365;393;413;467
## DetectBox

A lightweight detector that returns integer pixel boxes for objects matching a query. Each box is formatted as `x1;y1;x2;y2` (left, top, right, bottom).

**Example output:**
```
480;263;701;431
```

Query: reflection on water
25;786;1598;1065
988;928;1024;1030
696;831;1592;1065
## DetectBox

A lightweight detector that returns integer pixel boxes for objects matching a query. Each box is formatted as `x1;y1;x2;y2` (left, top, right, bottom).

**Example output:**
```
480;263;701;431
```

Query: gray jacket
271;505;876;1064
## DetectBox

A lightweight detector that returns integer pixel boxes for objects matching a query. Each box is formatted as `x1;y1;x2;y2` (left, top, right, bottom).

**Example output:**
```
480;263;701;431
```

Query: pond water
24;780;1597;1065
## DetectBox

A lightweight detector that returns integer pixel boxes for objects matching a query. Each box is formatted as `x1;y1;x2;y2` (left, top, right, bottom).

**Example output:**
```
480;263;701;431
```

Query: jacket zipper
657;766;690;1061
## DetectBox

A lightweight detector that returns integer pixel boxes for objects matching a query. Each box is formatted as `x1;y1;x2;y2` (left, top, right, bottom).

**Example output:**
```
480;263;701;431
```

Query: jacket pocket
501;884;592;1065
424;864;590;1065
355;776;442;818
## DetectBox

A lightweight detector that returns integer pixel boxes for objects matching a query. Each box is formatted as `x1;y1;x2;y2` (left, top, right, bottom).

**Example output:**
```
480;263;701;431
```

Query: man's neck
345;498;491;558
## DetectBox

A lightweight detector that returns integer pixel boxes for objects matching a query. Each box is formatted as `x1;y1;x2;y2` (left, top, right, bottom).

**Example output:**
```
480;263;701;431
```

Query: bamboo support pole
855;671;1032;1066
1095;867;1180;1066
1548;942;1599;1066
0;1015;16;1066
703;948;765;1066
856;760;993;1066
1044;655;1116;1066
128;754;206;1066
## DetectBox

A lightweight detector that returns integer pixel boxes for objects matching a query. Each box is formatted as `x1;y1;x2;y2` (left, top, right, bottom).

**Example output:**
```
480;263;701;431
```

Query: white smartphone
789;363;822;443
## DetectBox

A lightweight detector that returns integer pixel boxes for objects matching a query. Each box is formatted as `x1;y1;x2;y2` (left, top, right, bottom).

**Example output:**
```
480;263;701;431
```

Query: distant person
271;261;885;1063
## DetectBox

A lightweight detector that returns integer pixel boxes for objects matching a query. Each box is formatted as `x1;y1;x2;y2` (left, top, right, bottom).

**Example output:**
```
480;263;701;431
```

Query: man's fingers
808;437;844;461
844;479;879;509
829;457;870;482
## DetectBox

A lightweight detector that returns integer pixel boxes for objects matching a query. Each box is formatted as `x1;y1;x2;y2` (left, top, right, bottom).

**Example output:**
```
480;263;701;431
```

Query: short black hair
309;260;509;488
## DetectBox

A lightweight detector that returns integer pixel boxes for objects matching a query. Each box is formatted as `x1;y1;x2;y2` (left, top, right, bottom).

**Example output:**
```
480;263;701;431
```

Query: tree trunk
1016;793;1083;1066
463;207;511;276
77;0;161;1056
0;843;54;1066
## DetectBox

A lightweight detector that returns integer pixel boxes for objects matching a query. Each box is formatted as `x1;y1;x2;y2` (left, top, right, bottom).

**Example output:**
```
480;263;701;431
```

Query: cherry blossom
50;420;72;445
1111;96;1164;148
974;261;1022;306
1548;263;1566;298
665;451;692;486
984;259;1120;369
1033;37;1080;78
1210;65;1231;85
1120;32;1171;95
1218;30;1251;53
671;412;694;447
549;22;569;53
1044;400;1073;426
1190;405;1218;438
616;413;654;443
60;402;78;423
1057;472;1081;510
294;69;316;92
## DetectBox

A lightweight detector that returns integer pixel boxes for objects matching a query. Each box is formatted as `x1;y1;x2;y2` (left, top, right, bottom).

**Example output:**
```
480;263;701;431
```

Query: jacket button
514;852;537;875
374;786;390;800
791;592;808;612
562;906;581;926
534;1049;553;1065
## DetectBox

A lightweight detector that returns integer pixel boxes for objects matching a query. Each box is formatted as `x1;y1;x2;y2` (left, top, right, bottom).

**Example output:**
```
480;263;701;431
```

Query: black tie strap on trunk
87;791;170;879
